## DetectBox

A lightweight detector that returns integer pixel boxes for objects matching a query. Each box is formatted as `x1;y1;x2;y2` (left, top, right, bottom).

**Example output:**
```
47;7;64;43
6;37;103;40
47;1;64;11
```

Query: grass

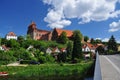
0;61;93;80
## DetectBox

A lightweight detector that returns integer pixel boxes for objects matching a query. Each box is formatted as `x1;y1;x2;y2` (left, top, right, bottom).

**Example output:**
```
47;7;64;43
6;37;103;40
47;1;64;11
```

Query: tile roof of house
60;48;66;52
55;28;73;37
2;45;9;51
6;32;17;36
83;43;96;50
52;47;60;53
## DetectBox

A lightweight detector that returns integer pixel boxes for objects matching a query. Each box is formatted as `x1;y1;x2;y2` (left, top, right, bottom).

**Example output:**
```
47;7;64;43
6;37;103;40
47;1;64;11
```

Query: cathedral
27;22;52;40
27;22;73;41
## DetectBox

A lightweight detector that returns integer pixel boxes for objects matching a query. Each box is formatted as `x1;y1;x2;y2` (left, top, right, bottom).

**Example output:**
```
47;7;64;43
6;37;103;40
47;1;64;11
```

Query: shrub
20;60;30;64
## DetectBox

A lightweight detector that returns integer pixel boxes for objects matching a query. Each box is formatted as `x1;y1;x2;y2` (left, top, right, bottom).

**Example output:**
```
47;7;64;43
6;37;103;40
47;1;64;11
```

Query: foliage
58;52;67;62
96;46;105;55
90;38;96;44
57;31;68;44
66;41;73;58
0;50;16;65
84;36;89;42
95;39;102;43
1;38;8;45
72;30;82;60
7;39;20;49
108;35;117;52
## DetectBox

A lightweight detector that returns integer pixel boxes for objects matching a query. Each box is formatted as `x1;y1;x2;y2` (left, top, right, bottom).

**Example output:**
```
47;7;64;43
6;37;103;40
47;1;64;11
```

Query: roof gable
7;32;17;36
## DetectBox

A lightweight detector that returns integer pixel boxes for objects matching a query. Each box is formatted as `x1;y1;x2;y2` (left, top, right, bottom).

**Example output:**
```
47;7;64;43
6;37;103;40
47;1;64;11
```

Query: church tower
27;21;37;40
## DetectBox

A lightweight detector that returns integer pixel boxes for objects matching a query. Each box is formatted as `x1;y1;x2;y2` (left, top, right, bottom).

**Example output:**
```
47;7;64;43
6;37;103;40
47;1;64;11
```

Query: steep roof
83;43;96;50
55;28;73;37
6;32;17;36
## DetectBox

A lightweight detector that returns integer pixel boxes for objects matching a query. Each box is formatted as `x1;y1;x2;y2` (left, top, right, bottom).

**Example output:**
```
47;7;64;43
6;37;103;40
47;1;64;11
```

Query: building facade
6;32;17;40
27;22;73;41
27;22;52;40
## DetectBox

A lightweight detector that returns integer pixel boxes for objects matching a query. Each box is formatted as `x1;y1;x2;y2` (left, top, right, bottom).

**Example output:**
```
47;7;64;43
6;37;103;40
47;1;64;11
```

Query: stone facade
27;22;52;40
27;22;73;41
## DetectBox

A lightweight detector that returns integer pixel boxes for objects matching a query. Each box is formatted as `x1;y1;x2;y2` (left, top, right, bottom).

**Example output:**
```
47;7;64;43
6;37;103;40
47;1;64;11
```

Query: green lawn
0;61;93;80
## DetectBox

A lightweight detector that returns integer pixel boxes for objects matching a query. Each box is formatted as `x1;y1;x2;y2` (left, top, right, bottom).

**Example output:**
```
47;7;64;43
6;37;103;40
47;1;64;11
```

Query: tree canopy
84;36;89;42
57;31;68;44
108;35;117;52
72;30;82;60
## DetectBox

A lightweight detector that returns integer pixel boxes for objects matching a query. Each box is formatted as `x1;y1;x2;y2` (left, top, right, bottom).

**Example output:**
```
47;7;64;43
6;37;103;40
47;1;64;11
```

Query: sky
0;0;120;42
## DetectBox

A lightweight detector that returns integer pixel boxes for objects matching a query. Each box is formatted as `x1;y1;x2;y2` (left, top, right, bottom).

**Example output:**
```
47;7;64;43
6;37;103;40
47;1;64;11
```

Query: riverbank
0;61;94;80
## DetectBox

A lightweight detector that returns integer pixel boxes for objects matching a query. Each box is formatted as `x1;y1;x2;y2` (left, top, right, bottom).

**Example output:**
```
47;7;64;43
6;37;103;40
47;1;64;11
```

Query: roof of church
55;28;73;37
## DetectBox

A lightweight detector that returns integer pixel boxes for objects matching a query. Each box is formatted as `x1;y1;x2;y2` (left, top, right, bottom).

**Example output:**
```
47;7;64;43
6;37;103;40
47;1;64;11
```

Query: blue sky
0;0;120;42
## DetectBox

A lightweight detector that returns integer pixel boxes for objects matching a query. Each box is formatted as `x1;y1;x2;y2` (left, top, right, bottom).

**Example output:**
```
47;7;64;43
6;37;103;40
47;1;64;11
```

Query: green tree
0;37;1;45
108;35;117;52
57;31;68;44
66;41;73;58
1;38;8;45
90;38;96;44
72;30;82;60
84;36;89;42
7;39;20;49
95;39;102;43
96;46;105;55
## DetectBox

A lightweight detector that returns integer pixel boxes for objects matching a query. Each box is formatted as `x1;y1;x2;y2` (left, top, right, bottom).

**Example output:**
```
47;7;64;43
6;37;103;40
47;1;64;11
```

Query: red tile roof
7;32;16;36
83;43;96;50
2;45;9;51
55;28;73;37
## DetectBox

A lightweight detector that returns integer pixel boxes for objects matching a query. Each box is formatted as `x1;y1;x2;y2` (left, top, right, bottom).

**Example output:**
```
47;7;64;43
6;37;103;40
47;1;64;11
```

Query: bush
20;60;30;64
38;56;47;64
45;55;55;63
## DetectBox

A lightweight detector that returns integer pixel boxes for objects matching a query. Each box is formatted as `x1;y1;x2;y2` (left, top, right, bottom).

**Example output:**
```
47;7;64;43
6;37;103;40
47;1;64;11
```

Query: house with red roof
0;45;9;51
60;48;67;53
46;47;52;55
6;32;17;40
82;43;96;53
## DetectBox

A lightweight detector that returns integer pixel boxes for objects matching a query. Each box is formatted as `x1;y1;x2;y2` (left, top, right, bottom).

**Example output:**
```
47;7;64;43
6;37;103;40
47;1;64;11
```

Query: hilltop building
27;22;52;40
6;32;17;40
27;22;73;41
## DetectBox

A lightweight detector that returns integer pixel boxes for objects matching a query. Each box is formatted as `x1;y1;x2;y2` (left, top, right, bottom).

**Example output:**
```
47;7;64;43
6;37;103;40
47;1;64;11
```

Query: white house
6;32;17;40
0;45;9;51
52;47;60;54
82;43;96;53
60;48;67;53
0;46;4;51
46;47;52;54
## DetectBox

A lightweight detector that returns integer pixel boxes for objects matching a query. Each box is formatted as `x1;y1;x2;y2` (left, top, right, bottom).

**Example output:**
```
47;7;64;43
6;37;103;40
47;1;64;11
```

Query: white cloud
109;20;120;32
43;0;120;28
102;38;109;42
95;38;102;40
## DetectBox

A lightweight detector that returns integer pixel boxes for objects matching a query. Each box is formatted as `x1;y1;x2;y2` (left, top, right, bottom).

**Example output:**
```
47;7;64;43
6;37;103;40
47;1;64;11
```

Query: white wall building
6;32;17;40
82;43;96;53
